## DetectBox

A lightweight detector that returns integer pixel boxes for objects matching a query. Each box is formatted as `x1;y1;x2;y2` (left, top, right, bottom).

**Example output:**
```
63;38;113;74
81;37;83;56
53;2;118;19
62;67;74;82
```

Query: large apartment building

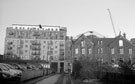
4;24;70;72
73;31;135;63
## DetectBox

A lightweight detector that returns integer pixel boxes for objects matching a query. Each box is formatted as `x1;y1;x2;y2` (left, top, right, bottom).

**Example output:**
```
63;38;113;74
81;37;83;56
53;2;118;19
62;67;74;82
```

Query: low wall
21;70;44;81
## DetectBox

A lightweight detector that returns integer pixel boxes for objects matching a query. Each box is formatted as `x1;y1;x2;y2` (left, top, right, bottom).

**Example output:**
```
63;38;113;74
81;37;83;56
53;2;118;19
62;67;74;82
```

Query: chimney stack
123;33;126;38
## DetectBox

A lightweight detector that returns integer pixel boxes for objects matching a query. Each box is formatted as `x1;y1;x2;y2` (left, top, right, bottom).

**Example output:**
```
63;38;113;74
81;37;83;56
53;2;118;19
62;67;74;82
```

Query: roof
73;31;135;47
74;31;106;39
73;34;94;45
108;35;135;47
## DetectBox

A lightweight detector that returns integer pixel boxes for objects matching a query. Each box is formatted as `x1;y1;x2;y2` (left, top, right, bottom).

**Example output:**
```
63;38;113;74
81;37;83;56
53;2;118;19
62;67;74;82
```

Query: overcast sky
0;0;135;54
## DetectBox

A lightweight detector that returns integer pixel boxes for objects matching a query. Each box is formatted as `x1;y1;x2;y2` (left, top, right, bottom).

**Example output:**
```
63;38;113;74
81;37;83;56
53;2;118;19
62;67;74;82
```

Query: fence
21;70;44;81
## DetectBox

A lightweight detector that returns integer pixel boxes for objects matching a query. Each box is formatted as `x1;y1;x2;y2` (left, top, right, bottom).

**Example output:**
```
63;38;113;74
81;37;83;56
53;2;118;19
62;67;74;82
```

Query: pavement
62;74;73;84
21;74;56;84
22;74;72;84
33;74;61;84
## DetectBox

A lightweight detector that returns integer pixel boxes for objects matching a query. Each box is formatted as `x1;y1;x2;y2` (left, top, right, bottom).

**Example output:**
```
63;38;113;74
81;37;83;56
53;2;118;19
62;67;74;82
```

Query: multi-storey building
65;36;73;72
4;24;69;72
73;31;135;63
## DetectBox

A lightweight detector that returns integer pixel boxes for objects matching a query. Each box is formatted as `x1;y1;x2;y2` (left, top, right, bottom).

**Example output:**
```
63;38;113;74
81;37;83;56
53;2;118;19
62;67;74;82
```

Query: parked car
0;68;12;79
0;63;21;78
10;63;27;71
26;63;40;70
4;63;22;75
64;69;69;74
0;64;18;78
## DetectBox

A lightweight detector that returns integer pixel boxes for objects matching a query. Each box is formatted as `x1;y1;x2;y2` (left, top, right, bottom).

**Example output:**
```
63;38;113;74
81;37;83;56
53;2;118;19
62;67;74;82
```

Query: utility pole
107;8;117;37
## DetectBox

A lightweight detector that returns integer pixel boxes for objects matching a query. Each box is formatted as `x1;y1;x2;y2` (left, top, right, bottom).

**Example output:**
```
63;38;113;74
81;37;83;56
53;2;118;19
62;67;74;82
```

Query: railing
7;46;12;50
31;53;41;55
32;42;41;45
8;42;13;45
31;47;41;50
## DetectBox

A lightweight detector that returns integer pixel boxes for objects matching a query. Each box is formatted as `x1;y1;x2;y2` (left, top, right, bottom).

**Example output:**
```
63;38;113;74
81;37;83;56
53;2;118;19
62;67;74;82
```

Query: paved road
34;74;61;84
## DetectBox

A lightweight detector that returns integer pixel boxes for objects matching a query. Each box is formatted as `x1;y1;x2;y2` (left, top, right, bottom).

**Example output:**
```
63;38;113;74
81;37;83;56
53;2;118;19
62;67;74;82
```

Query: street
34;74;61;84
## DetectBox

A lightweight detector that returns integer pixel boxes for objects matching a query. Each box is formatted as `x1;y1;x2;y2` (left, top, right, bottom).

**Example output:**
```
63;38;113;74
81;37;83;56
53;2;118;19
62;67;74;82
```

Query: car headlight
2;73;11;78
13;73;18;76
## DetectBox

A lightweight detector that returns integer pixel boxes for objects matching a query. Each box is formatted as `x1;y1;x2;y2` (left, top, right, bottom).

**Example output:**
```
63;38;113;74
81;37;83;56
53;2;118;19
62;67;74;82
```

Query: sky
0;0;135;54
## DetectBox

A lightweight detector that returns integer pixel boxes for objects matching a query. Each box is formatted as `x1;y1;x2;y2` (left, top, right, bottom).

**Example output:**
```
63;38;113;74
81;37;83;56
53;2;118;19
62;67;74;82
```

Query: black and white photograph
1;0;135;84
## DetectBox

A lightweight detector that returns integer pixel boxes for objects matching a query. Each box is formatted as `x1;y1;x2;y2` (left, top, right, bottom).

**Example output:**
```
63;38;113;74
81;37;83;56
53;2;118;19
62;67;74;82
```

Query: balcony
31;52;41;55
48;41;53;45
9;32;14;35
60;52;64;55
7;46;12;50
31;46;41;50
31;42;41;45
17;44;23;48
60;49;64;51
47;51;53;55
33;32;40;37
59;56;64;61
33;32;41;39
8;42;13;45
60;37;64;40
6;51;13;55
60;44;64;46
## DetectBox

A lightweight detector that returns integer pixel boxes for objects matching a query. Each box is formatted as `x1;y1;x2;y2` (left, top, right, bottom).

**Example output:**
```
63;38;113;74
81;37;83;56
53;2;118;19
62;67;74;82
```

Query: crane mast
107;8;117;37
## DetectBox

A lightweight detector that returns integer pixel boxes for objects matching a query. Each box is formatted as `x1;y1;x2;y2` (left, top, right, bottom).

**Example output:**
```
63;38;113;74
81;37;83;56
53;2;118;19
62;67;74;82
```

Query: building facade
73;31;135;63
4;24;69;72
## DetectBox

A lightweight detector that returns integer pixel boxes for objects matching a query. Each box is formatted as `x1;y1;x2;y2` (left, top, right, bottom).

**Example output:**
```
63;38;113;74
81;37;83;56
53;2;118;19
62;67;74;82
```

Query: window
119;40;123;47
44;41;46;43
60;41;64;46
25;50;27;52
101;41;103;45
112;58;115;63
55;41;57;44
25;45;28;47
88;48;92;54
82;48;85;54
120;48;124;54
55;46;58;48
98;48;100;53
13;45;15;47
60;33;64;40
81;41;85;47
56;33;58;39
97;48;103;53
101;58;103;63
111;48;115;54
97;58;103;62
50;46;53;50
98;41;100;45
13;49;15;52
75;48;78;54
98;41;103;45
55;51;58;53
25;40;28;43
129;49;132;54
48;41;53;45
101;48;103;53
43;50;46;53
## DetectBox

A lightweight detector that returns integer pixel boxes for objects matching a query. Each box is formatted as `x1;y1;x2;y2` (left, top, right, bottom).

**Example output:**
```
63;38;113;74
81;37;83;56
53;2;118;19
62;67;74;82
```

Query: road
34;74;61;84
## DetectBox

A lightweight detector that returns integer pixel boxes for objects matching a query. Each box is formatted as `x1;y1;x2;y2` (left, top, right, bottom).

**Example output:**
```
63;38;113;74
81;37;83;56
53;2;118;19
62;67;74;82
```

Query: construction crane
107;8;117;37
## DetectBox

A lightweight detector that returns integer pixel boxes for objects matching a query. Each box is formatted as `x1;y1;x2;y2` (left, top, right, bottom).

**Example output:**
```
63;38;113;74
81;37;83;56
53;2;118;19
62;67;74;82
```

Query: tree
72;59;82;79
